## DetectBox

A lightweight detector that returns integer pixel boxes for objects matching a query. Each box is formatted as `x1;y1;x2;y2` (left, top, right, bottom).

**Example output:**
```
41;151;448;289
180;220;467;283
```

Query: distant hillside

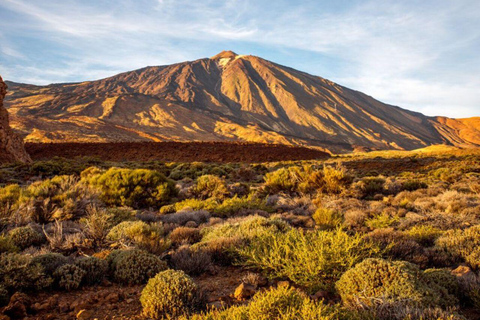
4;51;479;153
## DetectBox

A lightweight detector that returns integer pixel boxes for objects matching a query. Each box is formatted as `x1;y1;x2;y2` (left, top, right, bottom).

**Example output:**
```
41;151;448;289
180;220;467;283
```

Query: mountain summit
3;51;480;152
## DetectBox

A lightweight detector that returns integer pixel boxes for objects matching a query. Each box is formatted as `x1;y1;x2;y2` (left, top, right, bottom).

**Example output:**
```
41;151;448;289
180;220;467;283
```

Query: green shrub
239;228;382;292
336;258;458;309
0;235;19;254
423;268;460;303
8;226;45;249
161;195;272;217
193;175;229;199
74;256;108;285
365;212;398;230
353;177;385;198
0;184;22;208
436;225;480;268
188;285;339;320
405;225;443;247
110;249;168;285
54;264;86;291
31;253;69;274
83;167;177;208
402;180;428;191
264;165;350;195
25;175;98;221
107;220;170;254
0;253;52;291
140;269;201;319
312;208;343;230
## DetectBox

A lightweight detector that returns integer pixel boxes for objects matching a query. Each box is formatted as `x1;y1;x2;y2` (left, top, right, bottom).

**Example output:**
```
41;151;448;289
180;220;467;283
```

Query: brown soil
25;142;329;163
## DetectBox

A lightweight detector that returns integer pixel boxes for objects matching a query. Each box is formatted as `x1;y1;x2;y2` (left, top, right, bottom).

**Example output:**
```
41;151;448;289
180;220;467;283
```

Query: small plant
312;208;343;230
336;258;458;309
140;269;202;319
0;253;52;291
74;256;108;285
82;167;177;208
192;175;229;199
110;249;168;285
169;227;201;245
239;228;381;292
31;253;69;274
8;226;45;250
436;225;480;268
170;245;212;276
405;225;443;247
54;264;86;291
0;235;19;254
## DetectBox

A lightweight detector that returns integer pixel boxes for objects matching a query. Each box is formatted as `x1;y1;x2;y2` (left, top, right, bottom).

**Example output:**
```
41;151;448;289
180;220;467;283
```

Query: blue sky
0;0;479;118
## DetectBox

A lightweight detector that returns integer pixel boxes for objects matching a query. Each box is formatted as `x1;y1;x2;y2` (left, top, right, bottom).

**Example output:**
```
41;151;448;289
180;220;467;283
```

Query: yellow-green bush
0;184;22;208
109;249;168;285
193;175;229;199
336;258;458;309
140;269;201;319
264;165;350;195
82;167;177;208
436;225;480;268
405;225;443;247
107;220;170;254
187;285;339;320
8;226;45;249
239;228;381;292
312;208;343;230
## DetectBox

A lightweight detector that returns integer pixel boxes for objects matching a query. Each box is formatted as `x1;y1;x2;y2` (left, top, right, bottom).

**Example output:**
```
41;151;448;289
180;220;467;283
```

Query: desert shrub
31;253;69;274
169;227;201;245
465;247;480;270
107;220;170;254
192;175;229;199
109;249;168;285
192;236;244;266
312;208;343;230
140;269;202;319
423;268;460;302
8;226;45;249
161;195;272;217
0;184;22;208
336;258;458;309
0;235;19;254
82;167;177;208
74;256;108;285
54;264;86;291
365;212;398;229
201;215;289;244
239;228;382;292
358;302;466;320
0;253;52;292
170;245;212;276
436;225;480;268
264;165;349;195
161;209;211;226
405;225;443;247
188;285;339;320
352;177;385;198
402;180;428;191
80;205;114;244
25;175;98;221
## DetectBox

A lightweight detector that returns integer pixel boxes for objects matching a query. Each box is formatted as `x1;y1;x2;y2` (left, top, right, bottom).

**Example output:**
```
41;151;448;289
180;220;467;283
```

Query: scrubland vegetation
0;149;480;319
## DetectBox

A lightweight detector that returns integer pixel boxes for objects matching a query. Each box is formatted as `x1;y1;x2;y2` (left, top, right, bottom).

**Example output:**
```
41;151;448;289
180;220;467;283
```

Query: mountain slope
3;51;479;153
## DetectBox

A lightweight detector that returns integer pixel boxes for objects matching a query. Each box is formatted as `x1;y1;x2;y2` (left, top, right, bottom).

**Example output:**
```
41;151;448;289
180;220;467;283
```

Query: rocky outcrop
0;75;30;163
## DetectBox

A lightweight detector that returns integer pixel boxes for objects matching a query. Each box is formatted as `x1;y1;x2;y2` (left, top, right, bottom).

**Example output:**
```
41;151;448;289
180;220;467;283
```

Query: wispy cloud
0;0;478;117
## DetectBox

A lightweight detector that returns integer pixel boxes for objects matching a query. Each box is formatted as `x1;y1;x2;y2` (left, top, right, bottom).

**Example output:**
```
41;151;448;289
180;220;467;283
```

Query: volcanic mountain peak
3;52;480;153
211;50;239;60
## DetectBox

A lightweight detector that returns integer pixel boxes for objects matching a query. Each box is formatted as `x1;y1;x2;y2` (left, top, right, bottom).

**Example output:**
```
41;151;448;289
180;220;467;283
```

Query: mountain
3;51;479;153
0;76;31;163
